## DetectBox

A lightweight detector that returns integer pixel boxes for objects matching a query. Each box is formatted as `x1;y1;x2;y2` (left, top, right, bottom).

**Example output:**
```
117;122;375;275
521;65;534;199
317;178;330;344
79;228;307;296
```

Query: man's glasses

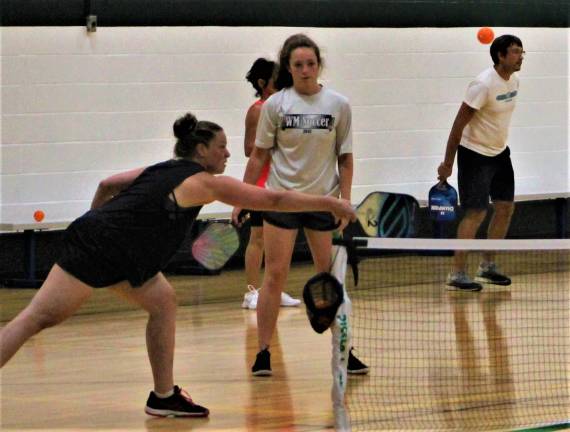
509;48;525;55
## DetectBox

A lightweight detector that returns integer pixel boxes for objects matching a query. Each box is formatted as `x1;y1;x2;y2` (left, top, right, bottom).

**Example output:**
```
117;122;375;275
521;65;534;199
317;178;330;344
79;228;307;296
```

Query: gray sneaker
475;263;511;286
446;271;483;291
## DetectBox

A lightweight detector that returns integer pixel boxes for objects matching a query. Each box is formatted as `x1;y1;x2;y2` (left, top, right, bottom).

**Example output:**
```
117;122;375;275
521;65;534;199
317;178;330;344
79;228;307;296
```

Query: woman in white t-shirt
232;34;368;376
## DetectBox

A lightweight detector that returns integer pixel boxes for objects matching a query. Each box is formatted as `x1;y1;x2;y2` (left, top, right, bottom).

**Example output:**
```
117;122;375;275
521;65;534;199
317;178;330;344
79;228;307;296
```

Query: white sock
154;388;175;399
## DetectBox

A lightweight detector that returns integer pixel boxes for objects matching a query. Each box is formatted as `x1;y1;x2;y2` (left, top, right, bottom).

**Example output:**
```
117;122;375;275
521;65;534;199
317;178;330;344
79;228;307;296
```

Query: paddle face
354;191;419;238
303;272;344;334
429;181;458;222
191;222;240;270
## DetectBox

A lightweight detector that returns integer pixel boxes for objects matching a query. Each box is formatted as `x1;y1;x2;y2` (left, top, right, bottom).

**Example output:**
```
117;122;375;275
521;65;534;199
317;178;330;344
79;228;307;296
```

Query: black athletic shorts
263;211;339;231
57;217;157;288
457;145;514;210
248;210;264;227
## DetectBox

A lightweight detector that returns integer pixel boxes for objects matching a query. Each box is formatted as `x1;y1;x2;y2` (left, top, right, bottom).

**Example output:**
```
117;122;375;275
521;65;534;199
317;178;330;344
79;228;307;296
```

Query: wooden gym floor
1;259;568;431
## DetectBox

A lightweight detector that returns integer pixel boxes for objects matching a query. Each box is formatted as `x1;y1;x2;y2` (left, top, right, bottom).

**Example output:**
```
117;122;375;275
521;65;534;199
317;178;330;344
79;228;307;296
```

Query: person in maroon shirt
240;57;301;310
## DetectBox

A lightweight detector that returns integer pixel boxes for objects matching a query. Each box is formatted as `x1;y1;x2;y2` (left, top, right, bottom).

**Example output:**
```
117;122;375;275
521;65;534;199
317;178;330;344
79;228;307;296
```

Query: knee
464;208;487;225
160;288;178;314
29;309;65;331
263;268;288;291
248;237;264;251
248;230;264;249
493;202;515;219
147;287;178;317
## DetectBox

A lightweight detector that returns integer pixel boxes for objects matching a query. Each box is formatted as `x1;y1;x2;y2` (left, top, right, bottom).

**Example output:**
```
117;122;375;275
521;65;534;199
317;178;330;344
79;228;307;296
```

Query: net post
330;244;352;431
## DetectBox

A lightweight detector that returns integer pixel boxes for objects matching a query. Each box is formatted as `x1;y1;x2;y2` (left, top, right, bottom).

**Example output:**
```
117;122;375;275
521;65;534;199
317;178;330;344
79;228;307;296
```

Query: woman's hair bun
173;113;198;140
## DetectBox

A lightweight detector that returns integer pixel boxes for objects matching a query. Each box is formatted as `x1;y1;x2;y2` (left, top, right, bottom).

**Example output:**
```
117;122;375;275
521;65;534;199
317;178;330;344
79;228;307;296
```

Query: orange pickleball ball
33;210;45;222
477;27;495;45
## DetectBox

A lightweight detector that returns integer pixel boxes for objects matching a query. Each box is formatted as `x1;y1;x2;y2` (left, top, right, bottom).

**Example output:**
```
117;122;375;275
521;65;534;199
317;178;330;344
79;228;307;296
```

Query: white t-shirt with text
255;86;352;196
461;66;519;156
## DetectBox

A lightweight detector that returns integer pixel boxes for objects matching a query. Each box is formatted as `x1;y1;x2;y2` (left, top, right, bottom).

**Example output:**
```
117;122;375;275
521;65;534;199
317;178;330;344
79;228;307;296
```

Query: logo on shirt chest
281;114;335;132
496;90;517;102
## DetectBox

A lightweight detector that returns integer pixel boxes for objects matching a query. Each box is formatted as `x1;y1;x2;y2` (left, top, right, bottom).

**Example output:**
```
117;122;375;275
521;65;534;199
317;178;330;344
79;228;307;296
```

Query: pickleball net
342;238;569;431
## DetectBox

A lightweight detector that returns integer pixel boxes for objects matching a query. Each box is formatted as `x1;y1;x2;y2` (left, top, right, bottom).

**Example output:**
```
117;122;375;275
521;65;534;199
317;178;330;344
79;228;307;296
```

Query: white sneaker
241;285;259;310
242;286;300;309
280;292;301;307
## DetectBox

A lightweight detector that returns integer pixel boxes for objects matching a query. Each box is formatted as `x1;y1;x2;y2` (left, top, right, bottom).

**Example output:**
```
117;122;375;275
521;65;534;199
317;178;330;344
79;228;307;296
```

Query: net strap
360;237;570;251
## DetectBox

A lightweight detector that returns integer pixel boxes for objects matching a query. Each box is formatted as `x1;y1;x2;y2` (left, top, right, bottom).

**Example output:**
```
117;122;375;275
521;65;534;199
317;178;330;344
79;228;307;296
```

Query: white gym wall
1;26;567;222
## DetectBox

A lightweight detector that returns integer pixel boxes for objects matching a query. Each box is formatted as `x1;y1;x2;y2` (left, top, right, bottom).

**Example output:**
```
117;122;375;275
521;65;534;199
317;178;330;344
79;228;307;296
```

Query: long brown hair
274;34;322;90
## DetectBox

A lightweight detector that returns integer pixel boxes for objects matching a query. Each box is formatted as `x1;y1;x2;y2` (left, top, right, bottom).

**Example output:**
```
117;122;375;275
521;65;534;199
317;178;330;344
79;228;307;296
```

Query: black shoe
347;348;369;375
251;348;272;376
475;263;511;286
446;271;483;291
144;385;209;417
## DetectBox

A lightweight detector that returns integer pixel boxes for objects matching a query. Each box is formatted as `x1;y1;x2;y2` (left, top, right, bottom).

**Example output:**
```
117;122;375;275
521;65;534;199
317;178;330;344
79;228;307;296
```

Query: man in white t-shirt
437;34;525;291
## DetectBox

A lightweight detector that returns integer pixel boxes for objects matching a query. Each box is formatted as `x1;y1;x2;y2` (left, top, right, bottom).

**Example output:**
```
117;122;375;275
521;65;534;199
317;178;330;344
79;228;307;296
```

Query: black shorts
58;244;128;288
248;210;264;228
457;146;514;210
57;217;156;288
263;211;339;231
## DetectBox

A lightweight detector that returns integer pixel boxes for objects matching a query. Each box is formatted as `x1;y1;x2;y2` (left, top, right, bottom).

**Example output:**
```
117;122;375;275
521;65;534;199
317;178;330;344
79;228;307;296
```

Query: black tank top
68;159;204;286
